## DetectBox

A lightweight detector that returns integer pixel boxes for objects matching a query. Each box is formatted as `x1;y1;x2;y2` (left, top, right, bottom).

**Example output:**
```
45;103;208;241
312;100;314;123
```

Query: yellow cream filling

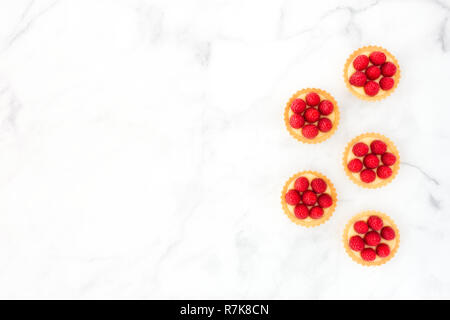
285;173;333;221
287;92;336;139
346;137;394;186
346;215;398;263
346;50;396;95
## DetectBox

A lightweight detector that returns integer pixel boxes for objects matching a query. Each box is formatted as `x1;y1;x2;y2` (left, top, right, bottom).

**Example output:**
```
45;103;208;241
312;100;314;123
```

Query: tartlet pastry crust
343;133;400;189
281;170;337;227
284;88;340;144
343;211;400;266
343;46;401;101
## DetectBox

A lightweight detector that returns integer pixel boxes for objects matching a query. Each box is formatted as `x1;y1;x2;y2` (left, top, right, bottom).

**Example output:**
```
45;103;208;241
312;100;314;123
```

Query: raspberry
354;221;369;234
302;190;317;206
294;176;309;192
347;159;363;173
381;152;396;166
377;165;392;179
380;77;394;90
367;215;383;231
363;154;380;169
305;92;320;106
364;231;381;246
311;178;327;193
318;100;334;115
361;248;376;261
364;81;380;96
360;169;376;183
291;98;306;114
352;142;369;157
370;140;387;154
309;206;324;219
353;55;369;71
349;71;367;87
304;108;320;123
349;235;365;251
381;226;396;240
381;62;397;77
294;204;309;219
369;51;386;65
302;124;319;139
318;193;332;208
318;118;333;132
376;243;390;258
365;66;381;80
285;189;301;205
289;114;304;129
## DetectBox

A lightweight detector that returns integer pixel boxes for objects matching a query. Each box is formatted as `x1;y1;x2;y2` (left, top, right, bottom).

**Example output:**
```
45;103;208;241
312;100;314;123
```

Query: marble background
0;0;449;299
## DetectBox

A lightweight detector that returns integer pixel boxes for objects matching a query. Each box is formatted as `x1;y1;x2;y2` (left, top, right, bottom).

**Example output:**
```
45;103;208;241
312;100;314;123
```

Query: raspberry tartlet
343;133;400;189
343;211;400;266
281;171;337;227
344;46;400;101
284;88;340;144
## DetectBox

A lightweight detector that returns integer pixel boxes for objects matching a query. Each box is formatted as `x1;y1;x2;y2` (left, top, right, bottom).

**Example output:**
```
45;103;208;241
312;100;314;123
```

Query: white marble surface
0;0;449;299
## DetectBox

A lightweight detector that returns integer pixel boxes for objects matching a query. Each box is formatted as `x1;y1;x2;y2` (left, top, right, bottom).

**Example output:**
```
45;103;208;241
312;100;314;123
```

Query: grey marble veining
0;0;449;299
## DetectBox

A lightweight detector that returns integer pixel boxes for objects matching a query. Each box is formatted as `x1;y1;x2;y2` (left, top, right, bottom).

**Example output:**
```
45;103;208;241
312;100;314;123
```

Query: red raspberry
349;71;367;87
305;92;320;106
381;62;397;77
364;81;380;96
354;221;369;234
318;118;332;132
360;169;376;183
365;66;381;80
353;55;369;71
289;114;304;129
367;215;383;231
285;189;301;205
381;226;396;240
349;235;365;251
311;178;327;193
302;124;319;139
364;231;381;246
369;51;386;65
352;142;369;157
363;154;380;169
294;204;309;219
291;98;306;114
347;159;363;173
294;176;309;192
380;77;394;90
318;193;332;208
376;243;390;258
304;108;320;123
309;206;324;219
318;100;334;115
302;190;317;206
370;140;387;154
361;248;376;261
381;152;396;166
377;165;392;179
